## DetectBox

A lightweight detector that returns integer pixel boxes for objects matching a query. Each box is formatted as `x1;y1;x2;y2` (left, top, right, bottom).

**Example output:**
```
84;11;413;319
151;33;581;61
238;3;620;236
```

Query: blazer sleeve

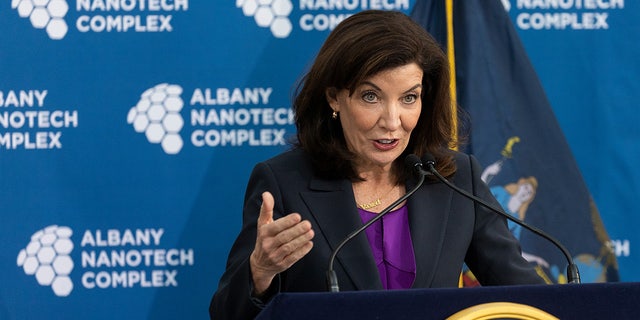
463;155;546;285
209;162;284;320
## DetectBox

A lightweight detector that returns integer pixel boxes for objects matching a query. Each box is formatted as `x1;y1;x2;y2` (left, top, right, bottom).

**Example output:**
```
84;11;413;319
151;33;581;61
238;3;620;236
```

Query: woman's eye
403;94;417;104
362;92;377;103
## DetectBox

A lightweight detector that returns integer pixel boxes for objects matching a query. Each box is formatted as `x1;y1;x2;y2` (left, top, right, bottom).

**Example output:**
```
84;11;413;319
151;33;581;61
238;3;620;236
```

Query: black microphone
421;153;581;284
326;154;428;292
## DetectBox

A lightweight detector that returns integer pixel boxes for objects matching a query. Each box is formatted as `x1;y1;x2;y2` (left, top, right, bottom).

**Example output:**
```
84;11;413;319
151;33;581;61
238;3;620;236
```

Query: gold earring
332;111;338;119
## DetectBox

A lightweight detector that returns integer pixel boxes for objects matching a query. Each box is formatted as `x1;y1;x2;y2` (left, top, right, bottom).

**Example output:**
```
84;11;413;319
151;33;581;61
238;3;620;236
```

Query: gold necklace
359;198;382;210
356;183;398;210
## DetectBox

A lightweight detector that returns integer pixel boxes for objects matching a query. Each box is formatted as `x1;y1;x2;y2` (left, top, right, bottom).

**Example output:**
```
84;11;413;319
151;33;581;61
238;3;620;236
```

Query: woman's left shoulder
450;151;483;179
450;150;476;167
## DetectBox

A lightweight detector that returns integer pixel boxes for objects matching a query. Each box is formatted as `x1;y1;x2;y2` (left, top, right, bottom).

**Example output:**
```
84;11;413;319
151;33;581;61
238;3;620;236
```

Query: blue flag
411;0;619;284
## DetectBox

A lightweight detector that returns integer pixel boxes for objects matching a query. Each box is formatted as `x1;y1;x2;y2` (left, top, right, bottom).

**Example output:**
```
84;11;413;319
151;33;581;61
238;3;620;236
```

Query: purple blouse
358;205;416;289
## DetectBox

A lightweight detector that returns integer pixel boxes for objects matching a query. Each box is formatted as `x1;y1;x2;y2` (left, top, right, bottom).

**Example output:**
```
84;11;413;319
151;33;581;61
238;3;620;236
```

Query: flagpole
446;0;464;288
446;0;458;151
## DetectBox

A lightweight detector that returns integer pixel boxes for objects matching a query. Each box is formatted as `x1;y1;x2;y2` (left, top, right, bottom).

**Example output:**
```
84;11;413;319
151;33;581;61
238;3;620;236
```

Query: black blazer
210;148;544;320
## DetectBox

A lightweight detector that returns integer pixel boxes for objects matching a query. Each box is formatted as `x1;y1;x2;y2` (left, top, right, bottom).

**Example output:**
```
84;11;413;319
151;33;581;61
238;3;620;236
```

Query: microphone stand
422;158;581;284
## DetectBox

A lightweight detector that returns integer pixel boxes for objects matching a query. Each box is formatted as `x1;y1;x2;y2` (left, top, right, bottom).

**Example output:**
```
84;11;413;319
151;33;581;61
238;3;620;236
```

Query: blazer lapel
300;178;382;291
407;178;453;288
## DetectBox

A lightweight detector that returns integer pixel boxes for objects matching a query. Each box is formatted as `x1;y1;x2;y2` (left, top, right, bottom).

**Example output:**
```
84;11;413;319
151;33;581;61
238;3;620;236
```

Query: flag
410;0;619;284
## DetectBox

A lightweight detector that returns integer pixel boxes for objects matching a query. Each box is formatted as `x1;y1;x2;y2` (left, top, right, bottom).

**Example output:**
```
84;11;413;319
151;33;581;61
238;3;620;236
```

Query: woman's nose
379;103;401;130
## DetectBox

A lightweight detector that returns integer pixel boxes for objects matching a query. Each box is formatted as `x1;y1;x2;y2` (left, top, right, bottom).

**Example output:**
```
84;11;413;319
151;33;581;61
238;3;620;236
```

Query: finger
268;226;314;263
271;220;312;246
262;213;303;237
281;240;314;268
257;192;275;227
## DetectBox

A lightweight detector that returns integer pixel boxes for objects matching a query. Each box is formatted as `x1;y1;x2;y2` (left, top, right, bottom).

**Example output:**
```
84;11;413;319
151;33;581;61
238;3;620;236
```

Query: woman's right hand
249;192;315;295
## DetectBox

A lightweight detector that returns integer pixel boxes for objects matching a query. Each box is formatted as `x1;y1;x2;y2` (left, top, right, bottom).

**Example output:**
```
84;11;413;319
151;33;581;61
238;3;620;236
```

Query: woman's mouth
373;139;399;150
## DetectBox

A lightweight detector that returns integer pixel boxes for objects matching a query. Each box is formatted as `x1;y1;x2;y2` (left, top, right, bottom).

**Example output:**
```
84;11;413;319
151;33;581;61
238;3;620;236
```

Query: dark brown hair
293;10;457;182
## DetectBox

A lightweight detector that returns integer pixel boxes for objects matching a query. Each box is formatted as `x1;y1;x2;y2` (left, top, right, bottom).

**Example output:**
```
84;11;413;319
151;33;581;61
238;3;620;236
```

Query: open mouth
373;139;399;150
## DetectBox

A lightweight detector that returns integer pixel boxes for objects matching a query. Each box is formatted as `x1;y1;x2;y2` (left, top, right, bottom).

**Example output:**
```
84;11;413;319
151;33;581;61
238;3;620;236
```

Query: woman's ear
325;87;339;112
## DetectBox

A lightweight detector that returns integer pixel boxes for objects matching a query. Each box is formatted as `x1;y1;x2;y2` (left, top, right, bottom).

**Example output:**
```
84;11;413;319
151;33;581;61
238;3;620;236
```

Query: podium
256;283;639;319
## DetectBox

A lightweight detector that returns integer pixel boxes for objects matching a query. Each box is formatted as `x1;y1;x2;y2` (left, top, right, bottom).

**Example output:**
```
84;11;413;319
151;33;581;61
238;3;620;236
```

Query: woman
209;10;544;320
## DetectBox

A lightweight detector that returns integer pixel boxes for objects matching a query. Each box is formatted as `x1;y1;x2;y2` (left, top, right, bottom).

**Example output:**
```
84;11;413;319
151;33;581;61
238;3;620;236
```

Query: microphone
421;153;581;284
326;154;428;292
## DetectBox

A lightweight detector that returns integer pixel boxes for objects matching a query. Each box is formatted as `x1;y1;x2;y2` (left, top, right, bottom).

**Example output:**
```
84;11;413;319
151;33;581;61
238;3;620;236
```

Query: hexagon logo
12;0;70;40
127;83;185;155
17;225;74;297
237;0;293;38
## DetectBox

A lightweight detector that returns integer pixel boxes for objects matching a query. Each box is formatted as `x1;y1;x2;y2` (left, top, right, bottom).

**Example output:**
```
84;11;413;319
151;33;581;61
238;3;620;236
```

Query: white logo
129;85;294;153
0;89;79;150
127;83;185;155
237;0;294;38
11;0;69;40
12;1;189;40
17;225;74;297
511;0;623;30
237;1;411;38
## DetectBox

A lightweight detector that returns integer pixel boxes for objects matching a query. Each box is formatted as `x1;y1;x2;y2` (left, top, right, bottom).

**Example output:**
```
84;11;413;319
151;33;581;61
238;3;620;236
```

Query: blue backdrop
1;1;637;319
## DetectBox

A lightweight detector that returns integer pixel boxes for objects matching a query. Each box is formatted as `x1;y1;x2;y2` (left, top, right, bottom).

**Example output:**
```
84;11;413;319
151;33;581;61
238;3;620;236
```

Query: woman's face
515;183;535;202
327;63;423;173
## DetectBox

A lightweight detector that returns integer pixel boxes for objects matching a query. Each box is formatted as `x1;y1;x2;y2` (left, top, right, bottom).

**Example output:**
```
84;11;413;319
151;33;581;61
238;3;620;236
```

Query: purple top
358;205;416;289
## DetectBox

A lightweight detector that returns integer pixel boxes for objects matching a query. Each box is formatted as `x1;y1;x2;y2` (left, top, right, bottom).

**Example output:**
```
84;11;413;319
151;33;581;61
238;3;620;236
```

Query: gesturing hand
250;192;315;295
